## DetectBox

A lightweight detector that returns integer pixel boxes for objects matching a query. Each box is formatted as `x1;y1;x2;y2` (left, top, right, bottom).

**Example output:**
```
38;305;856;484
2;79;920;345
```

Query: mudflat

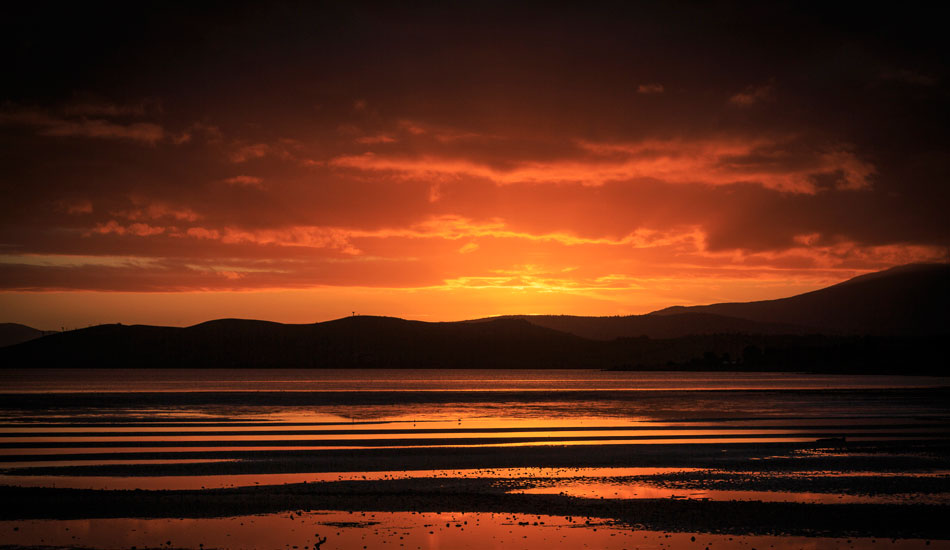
1;370;948;548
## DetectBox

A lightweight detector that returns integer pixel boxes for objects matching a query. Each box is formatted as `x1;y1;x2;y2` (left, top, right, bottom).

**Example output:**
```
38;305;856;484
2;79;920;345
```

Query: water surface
1;368;947;547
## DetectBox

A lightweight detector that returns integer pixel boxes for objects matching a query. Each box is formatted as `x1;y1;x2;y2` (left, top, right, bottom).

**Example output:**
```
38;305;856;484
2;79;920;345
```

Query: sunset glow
2;7;948;549
2;4;948;328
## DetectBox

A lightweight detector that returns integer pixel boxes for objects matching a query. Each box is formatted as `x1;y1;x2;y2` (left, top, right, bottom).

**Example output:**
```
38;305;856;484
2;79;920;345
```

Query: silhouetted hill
0;316;605;369
651;263;950;335
2;316;945;374
2;264;947;373
481;313;808;340
0;323;54;348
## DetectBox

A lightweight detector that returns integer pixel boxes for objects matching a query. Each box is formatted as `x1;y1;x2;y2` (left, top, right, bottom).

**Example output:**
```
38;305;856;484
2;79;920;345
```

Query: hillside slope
483;313;809;340
651;263;950;335
0;323;53;348
0;316;607;369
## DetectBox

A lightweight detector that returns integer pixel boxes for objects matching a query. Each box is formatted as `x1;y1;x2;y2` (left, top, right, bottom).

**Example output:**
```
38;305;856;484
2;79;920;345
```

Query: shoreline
2;480;947;539
2;386;949;408
3;440;949;475
2;440;949;539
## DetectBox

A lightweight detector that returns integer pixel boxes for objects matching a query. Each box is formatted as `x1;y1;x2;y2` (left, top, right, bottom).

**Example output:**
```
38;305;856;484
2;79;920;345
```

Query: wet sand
2;476;947;539
2;440;949;540
5;440;949;476
3;510;944;550
1;370;947;547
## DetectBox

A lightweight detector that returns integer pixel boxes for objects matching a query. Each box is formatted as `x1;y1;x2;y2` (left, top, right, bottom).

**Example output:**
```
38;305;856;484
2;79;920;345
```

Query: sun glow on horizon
2;4;947;329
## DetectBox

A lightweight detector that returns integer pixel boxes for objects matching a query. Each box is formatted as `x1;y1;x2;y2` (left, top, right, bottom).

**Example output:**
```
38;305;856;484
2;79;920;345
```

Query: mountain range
1;263;947;372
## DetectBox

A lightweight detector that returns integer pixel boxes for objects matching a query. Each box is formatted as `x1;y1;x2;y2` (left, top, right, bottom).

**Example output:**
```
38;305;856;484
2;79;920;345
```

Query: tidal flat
1;369;948;549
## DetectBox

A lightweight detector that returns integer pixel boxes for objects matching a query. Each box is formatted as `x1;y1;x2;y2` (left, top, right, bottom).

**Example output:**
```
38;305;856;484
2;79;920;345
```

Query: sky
2;2;949;329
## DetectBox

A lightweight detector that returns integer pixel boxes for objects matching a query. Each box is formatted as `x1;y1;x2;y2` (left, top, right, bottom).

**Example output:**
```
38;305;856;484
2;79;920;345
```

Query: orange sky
2;4;948;328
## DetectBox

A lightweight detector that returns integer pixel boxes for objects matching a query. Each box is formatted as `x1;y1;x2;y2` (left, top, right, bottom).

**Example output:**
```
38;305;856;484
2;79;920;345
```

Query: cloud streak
0;106;165;143
331;137;874;193
730;82;775;106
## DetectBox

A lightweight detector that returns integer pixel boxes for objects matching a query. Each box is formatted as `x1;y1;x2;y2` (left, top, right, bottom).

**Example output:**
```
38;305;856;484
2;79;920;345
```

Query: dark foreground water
1;369;948;548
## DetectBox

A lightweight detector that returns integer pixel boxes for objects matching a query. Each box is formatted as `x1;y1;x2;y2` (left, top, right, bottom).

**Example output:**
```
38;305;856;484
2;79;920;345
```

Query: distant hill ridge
650;263;950;336
1;263;947;372
0;323;55;348
477;312;809;340
0;316;602;369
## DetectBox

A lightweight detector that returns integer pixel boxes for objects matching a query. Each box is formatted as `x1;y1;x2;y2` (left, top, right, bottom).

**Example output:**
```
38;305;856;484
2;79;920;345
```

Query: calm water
1;369;948;548
1;369;948;463
3;368;949;392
